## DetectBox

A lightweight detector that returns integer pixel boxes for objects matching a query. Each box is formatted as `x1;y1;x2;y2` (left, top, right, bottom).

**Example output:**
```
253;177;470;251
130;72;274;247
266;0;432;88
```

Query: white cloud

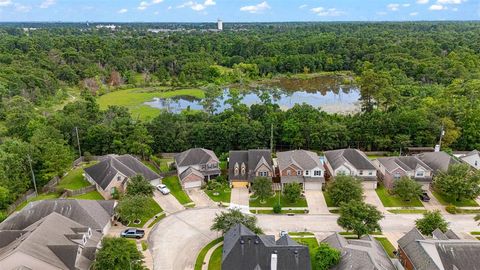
429;4;446;10
410;11;419;15
138;0;164;11
387;3;400;11
191;3;205;11
40;0;55;8
310;7;344;16
167;5;172;10
177;0;215;11
403;3;411;7
118;8;128;14
416;0;429;4
0;0;12;7
299;4;308;9
152;0;163;3
437;0;463;4
15;3;31;12
204;0;215;6
154;11;159;15
240;1;270;14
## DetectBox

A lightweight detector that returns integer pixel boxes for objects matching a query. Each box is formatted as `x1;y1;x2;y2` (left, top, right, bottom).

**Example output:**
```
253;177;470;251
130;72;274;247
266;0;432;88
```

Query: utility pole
270;123;274;152
75;127;81;158
437;124;445;152
28;155;38;195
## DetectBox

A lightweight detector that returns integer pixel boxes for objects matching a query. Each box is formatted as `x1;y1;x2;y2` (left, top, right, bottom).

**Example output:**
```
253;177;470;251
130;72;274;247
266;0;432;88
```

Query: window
368;171;373;176
297;170;302;176
259;171;268;177
287;170;291;176
314;170;322;176
475;161;478;167
338;170;346;175
241;163;246;176
117;176;122;181
234;163;239;176
359;170;364;176
416;170;425;177
305;170;309;176
394;173;401;179
201;165;206;170
207;164;212;169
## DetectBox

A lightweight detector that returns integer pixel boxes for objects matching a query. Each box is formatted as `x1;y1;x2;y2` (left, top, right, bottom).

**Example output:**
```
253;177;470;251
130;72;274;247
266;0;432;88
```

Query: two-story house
416;151;459;175
324;149;378;189
458;150;480;170
373;156;433;190
277;150;325;190
228;149;273;188
174;148;221;189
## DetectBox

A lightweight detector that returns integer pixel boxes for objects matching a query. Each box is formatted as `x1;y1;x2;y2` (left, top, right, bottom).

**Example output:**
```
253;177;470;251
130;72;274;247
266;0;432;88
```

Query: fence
7;189;37;214
66;185;97;197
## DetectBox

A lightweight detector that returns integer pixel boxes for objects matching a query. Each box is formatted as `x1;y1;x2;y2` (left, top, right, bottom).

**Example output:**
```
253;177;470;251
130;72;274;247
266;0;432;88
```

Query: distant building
217;19;223;31
457;150;480;170
324;149;377;189
373;156;433;190
174;148;220;189
415;151;459;175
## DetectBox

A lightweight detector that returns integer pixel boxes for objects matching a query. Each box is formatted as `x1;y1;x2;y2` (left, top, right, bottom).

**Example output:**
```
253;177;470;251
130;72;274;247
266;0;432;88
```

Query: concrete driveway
422;190;448;214
153;190;184;214
304;190;329;214
187;189;216;207
230;187;250;207
364;189;387;213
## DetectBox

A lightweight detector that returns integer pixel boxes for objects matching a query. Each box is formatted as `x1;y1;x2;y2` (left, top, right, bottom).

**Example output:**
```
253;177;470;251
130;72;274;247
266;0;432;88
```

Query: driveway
187;189;217;208
304;190;329;214
422;190;448;214
153;190;184;214
230;187;250;207
364;189;387;213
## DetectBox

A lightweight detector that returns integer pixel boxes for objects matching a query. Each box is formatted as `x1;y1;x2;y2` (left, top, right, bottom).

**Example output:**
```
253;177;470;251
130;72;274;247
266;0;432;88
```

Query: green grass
57;164;95;190
205;186;231;203
208;245;223;270
374;237;396;258
219;161;227;170
158;158;174;172
142;160;161;174
147;213;166;228
375;185;423;207
288;232;315;236
195;238;223;270
454;209;480;214
388;209;428;214
162;176;193;205
97;87;205;120
141;240;149;251
69;191;104;200
249;192;308;208
15;192;62;211
254;209;308;214
432;190;479;207
470;231;480;235
131;197;163;228
323;192;335;207
292;237;319;269
339;231;382;236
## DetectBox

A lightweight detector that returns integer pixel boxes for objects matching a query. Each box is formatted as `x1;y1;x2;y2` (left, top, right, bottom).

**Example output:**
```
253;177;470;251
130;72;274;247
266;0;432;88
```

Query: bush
83;151;92;162
314;243;341;270
215;175;228;185
393;177;423;202
0;211;7;223
445;205;457;214
252;177;273;202
126;175;154;197
273;202;282;213
206;180;223;191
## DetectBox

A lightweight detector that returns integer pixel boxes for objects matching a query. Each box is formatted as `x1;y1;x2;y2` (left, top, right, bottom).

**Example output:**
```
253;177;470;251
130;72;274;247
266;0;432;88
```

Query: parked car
419;192;430;202
156;184;170;195
121;228;145;239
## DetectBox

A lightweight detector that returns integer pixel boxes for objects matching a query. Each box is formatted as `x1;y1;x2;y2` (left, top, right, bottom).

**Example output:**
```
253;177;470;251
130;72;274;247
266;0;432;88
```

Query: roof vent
240;240;245;245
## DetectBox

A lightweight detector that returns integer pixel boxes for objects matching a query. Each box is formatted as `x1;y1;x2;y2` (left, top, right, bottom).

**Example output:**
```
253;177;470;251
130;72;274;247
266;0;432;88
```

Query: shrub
206;180;223;191
273;202;282;213
83;151;92;162
314;243;341;270
445;205;457;214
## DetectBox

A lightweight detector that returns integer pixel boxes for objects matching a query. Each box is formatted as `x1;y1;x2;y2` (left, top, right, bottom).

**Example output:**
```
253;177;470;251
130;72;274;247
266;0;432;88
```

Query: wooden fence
7;189;37;214
66;185;97;197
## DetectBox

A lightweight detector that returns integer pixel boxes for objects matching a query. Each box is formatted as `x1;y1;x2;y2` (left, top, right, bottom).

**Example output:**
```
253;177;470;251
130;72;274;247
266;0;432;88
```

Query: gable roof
377;156;433;173
416;152;459;173
175;148;219;167
277;150;323;172
179;166;204;180
229;149;273;181
84;154;160;190
325;149;376;171
323;233;396;270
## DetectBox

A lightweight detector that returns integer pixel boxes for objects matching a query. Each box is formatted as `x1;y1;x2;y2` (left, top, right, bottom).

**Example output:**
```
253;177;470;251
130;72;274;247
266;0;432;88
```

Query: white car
156;184;170;195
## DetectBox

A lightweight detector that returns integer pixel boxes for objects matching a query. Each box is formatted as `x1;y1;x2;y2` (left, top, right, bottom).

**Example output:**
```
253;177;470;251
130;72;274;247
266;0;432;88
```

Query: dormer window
314;170;321;176
297;170;302;176
305;170;309;176
259;171;268;177
234;163;239;176
117;176;122;181
287;170;291;176
359;170;364;176
88;228;92;238
416;170;425;177
241;163;246;176
83;235;87;245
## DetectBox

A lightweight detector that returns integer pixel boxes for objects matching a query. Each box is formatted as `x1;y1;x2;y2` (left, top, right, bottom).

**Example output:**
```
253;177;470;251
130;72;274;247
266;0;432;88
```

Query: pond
144;76;360;114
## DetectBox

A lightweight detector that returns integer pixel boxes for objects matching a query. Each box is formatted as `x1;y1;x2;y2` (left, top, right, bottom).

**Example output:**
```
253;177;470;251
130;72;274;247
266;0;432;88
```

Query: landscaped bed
374;237;396;258
431;190;478;207
162;176;193;205
195;237;223;270
249;191;308;208
254;209;307;214
205;186;231;203
323;191;335;207
375;185;423;207
388;209;428;214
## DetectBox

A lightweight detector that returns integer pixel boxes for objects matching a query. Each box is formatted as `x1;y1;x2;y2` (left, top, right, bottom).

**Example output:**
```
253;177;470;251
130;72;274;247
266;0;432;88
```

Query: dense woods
0;22;480;213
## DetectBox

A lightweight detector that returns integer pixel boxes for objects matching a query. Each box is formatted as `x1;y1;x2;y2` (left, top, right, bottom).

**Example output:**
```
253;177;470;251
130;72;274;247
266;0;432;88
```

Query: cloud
310;7;344;16
410;11;419;15
436;0;463;4
403;3;411;7
40;0;55;8
118;8;128;14
416;0;429;4
0;0;12;7
177;0;215;11
299;4;308;9
387;3;400;11
240;1;271;14
138;0;164;11
14;3;31;12
429;4;446;10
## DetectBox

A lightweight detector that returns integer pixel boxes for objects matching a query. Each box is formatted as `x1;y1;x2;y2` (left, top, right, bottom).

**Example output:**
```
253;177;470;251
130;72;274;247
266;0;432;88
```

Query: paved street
304;190;329;214
187;189;217;207
153;190;184;214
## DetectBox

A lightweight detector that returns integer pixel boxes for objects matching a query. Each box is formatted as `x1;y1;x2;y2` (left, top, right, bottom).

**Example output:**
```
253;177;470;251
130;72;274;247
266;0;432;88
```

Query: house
322;233;396;270
174;148;221;189
222;224;311;270
277;150;325;190
0;200;115;270
398;228;480;270
416;151;459;175
228;149;273;188
373;156;433;190
84;154;161;199
458;150;480;170
324;149;378;189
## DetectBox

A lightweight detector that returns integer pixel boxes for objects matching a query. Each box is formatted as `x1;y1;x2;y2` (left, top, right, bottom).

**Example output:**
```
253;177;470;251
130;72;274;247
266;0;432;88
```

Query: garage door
362;181;378;190
305;182;322;190
184;181;202;189
231;181;249;188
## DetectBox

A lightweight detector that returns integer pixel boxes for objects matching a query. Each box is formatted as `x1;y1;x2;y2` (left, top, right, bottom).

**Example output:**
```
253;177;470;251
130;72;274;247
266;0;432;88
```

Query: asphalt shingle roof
174;148;218;167
229;149;272;182
277;150;322;171
324;149;376;171
416;151;459;173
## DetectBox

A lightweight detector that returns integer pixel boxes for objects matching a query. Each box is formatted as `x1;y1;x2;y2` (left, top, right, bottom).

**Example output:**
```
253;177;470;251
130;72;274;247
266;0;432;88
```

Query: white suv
156;184;171;195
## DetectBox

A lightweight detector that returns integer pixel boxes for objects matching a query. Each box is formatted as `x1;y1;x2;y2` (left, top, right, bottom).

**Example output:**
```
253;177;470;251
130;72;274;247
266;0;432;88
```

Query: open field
97;87;204;120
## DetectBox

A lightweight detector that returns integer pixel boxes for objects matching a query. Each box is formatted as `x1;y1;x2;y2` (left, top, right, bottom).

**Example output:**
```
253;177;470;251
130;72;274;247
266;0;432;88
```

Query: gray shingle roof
228;149;273;182
222;224;310;270
324;149;376;171
416;151;459;173
84;154;160;189
277;150;322;171
174;148;219;167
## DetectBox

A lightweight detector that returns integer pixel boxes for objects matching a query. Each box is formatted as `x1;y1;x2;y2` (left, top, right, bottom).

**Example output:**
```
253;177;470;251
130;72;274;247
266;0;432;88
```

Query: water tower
217;19;223;31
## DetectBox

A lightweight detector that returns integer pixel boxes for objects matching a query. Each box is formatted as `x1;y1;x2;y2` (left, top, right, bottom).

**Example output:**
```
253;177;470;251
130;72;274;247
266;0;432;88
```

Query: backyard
375;185;424;207
69;191;104;200
162;176;193;205
249;191;308;208
57;162;97;190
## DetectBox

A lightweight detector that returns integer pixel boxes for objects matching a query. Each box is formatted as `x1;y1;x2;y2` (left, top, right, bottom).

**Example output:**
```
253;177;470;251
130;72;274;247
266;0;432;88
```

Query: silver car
156;184;171;195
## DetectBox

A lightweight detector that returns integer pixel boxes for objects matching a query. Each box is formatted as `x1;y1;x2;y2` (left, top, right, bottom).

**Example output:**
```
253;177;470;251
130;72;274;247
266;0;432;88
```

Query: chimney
271;253;278;270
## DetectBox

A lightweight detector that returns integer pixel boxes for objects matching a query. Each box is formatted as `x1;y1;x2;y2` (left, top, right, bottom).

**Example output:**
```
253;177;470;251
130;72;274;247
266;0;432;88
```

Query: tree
337;201;384;239
314;243;341;270
393;177;423;202
126;175;154;197
211;208;262;235
415;210;448;236
434;163;480;202
252;177;273;203
326;175;363;206
116;195;151;224
283;182;302;203
93;237;146;270
0;186;9;209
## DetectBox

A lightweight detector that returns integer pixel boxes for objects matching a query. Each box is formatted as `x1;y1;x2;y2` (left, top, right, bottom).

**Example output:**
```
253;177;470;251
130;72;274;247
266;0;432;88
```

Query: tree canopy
337;201;384;239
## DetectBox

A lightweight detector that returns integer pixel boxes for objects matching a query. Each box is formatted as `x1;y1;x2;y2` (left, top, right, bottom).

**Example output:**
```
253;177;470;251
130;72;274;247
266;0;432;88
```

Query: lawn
57;163;96;190
254;209;307;214
131;197;163;228
388;209;428;214
431;190;478;207
195;238;223;270
374;237;396;258
147;213;166;228
375;185;423;207
249;192;308;208
288;232;315;237
158;158;174;172
205;186;231;203
162;176;193;205
142;160;161;174
208;245;223;270
292;237;319;269
97;87;205;120
323;192;335;207
69;191;104;200
15;192;61;211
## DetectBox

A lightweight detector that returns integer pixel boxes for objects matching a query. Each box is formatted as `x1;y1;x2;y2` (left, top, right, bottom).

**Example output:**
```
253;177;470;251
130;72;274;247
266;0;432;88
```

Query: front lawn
431;190;478;207
16;192;61;211
208;245;223;270
249;191;308;208
195;238;223;270
70;191;104;200
205;186;231;203
374;237;396;258
162;176;193;205
388;209;428;214
131;197;163;228
376;185;423;207
291;237;319;269
57;162;97;190
323;191;335;207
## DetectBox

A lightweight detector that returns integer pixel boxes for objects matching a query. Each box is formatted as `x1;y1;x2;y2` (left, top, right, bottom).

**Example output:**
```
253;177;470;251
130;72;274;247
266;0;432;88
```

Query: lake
144;75;360;114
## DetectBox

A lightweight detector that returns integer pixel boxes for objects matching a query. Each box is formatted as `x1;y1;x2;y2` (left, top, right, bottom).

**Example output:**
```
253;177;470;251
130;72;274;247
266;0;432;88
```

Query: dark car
419;192;430;202
121;228;145;239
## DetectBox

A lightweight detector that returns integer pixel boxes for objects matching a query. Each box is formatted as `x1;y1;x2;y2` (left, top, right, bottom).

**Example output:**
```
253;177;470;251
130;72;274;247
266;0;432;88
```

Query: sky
0;0;478;22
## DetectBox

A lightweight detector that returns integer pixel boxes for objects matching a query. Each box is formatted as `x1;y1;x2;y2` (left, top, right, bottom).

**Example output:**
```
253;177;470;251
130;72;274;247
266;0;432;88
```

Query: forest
0;22;480;215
